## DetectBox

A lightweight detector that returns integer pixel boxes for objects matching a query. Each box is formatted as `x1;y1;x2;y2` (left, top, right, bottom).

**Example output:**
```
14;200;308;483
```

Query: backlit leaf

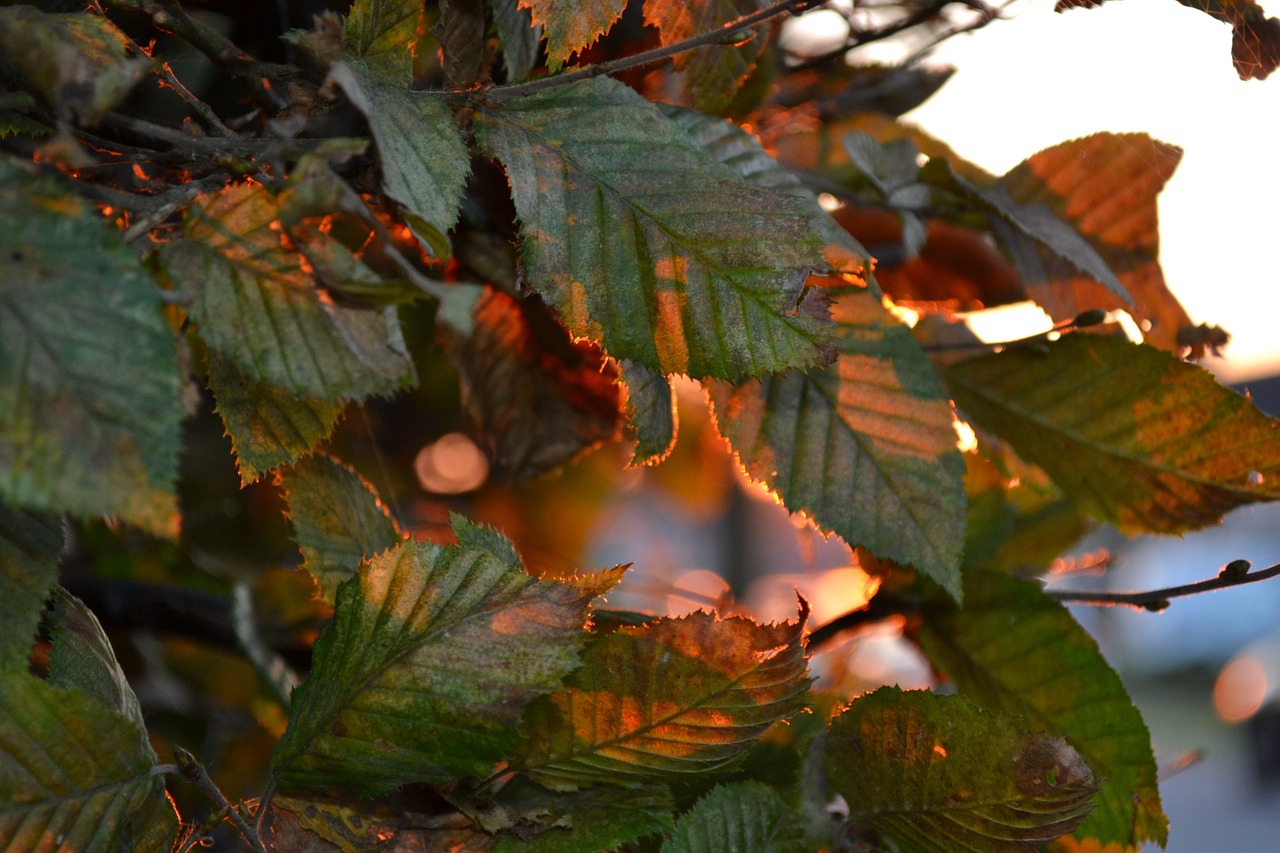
917;573;1166;847
279;454;402;603
491;0;543;81
438;0;487;88
644;0;769;114
0;164;182;537
343;0;423;83
209;355;345;485
329;61;471;254
491;781;675;852
661;781;807;853
269;792;497;852
620;361;677;467
945;334;1280;534
271;521;624;794
0;502;60;671
520;0;627;70
709;289;966;599
825;686;1096;852
514;603;810;790
998;133;1189;350
0;675;178;852
473;77;833;379
162;181;416;400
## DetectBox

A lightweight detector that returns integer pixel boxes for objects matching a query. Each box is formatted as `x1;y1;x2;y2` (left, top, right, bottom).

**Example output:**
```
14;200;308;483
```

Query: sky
901;0;1280;382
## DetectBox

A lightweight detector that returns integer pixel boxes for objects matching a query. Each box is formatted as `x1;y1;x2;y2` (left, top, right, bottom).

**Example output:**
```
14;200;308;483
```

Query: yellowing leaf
473;77;834;380
514;604;810;790
269;792;497;852
645;0;769;114
825;686;1096;853
491;781;675;852
709;289;966;598
520;0;627;71
946;334;1280;535
271;520;624;794
343;0;423;84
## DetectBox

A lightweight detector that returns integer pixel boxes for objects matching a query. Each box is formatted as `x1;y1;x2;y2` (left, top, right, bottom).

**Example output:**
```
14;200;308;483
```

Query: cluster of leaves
3;0;1280;850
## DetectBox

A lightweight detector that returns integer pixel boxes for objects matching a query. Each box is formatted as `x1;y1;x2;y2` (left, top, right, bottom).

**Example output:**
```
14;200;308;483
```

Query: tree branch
1048;559;1279;611
807;594;918;651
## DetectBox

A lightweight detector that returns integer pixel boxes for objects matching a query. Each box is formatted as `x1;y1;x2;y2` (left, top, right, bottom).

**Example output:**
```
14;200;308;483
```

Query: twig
477;0;823;100
807;595;918;651
1048;559;1280;611
154;61;235;137
919;309;1109;352
122;173;229;242
171;746;268;853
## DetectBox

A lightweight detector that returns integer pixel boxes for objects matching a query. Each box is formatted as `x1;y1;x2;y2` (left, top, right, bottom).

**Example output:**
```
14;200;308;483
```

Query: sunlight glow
414;433;489;494
1215;655;1268;723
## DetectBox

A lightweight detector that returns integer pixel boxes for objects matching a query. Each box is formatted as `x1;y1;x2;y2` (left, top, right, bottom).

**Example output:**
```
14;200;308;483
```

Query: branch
477;0;822;100
1048;559;1280;611
171;746;267;853
807;594;918;651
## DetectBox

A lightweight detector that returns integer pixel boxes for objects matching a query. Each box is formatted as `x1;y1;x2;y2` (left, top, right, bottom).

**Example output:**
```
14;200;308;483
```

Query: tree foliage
1;0;1278;849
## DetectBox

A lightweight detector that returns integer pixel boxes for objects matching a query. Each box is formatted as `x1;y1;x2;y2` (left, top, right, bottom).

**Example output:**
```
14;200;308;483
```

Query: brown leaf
437;0;489;88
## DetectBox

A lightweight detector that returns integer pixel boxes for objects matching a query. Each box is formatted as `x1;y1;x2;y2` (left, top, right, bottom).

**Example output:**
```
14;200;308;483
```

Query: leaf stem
1048;559;1280;611
172;746;268;853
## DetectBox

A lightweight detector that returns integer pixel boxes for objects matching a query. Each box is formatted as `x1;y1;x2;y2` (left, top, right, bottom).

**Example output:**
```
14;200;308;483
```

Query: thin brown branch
172;747;267;853
807;594;918;650
1048;559;1280;611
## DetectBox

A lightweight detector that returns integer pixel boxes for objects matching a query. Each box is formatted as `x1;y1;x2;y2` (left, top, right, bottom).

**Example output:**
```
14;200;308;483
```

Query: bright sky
901;0;1280;382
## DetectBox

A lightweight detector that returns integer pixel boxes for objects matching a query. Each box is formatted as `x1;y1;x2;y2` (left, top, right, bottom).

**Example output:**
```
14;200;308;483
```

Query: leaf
824;686;1096;852
473;77;833;379
0;163;182;537
0;502;60;671
278;454;402;603
921;158;1130;306
660;781;807;853
945;333;1280;535
0;675;178;852
329;61;471;254
916;573;1166;847
0;8;152;126
708;289;966;599
620;360;677;467
520;0;627;71
162;181;416;400
209;356;345;485
644;0;769;114
442;289;621;482
491;0;543;81
513;603;810;790
269;792;497;852
491;781;675;853
271;523;625;794
997;133;1189;351
438;0;487;88
343;0;423;84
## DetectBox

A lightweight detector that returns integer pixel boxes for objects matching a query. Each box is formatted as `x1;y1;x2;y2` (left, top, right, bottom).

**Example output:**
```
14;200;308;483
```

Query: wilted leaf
620;361;677;467
997;133;1189;350
0;675;178;852
645;0;769;114
521;0;627;70
491;781;675;852
442;288;621;481
514;603;810;789
269;792;496;853
917;573;1166;847
661;781;807;853
0;164;182;537
0;8;152;126
946;334;1280;534
491;0;543;81
279;454;402;603
209;356;345;485
709;289;966;599
0;502;60;671
271;520;624;794
163;181;416;400
329;61;471;255
825;686;1096;852
473;77;833;379
343;0;423;83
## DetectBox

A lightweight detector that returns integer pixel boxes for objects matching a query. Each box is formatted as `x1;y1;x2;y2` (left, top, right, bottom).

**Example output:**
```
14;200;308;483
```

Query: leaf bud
1073;309;1108;328
1220;559;1252;580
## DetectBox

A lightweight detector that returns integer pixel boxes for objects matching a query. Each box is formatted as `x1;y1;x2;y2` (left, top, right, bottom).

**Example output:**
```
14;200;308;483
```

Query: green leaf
917;573;1166;847
0;164;182;537
661;781;807;853
513;604;810;790
644;0;768;114
278;454;402;603
0;8;152;126
271;527;625;794
491;0;543;81
520;0;627;71
946;334;1280;535
620;361;677;467
209;355;345;485
162;181;416;400
492;781;675;853
329;61;471;254
709;289;966;599
342;0;423;84
0;675;178;852
824;686;1096;853
269;792;498;851
473;77;834;379
0;502;60;671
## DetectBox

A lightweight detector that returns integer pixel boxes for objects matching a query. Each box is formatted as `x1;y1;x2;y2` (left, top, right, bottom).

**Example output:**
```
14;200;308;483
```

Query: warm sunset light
414;432;489;494
667;568;730;615
1214;655;1269;723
